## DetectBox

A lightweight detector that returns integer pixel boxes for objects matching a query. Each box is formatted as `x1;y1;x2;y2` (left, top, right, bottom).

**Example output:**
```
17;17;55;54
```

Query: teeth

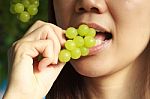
96;30;100;32
96;29;105;33
96;39;102;46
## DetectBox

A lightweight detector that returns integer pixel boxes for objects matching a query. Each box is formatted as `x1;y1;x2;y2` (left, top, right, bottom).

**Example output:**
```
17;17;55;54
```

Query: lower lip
88;39;112;55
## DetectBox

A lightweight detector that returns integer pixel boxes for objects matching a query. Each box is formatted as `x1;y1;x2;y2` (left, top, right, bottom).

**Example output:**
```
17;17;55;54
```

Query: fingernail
62;30;66;33
54;58;58;64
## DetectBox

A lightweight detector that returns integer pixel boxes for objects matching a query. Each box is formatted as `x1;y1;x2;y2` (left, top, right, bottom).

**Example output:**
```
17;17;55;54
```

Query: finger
13;40;54;73
37;40;54;71
25;20;46;36
25;22;66;46
48;23;66;46
23;24;62;64
32;40;55;71
34;62;65;95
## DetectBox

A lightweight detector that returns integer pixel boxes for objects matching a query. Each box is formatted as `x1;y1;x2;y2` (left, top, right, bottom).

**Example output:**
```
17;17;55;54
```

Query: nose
75;0;108;14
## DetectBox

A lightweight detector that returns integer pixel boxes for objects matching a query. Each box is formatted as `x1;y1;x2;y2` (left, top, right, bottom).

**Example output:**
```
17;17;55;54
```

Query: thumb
34;62;65;96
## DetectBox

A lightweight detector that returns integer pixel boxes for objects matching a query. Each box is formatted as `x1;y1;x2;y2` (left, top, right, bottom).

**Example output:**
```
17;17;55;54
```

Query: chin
70;55;117;77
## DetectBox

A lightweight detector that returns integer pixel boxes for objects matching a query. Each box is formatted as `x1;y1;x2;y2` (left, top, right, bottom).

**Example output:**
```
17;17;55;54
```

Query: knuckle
48;23;56;27
9;40;30;57
14;41;28;52
49;23;62;31
46;39;53;45
17;42;28;49
35;20;45;24
42;24;51;30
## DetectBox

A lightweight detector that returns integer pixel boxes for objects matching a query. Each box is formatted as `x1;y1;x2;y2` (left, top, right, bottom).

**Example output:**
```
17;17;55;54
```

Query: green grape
19;11;30;22
73;36;84;47
59;49;71;62
65;40;76;51
22;0;30;8
77;24;89;36
32;0;39;7
9;0;39;23
85;28;96;37
65;27;78;39
14;3;24;13
58;24;97;62
27;5;38;15
84;36;96;48
10;4;16;14
12;0;20;3
29;0;38;3
71;48;81;59
29;0;35;3
80;47;89;56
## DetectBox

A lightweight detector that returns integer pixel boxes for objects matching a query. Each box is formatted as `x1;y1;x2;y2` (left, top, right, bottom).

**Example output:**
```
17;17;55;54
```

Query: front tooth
96;29;106;33
96;30;101;32
96;39;102;45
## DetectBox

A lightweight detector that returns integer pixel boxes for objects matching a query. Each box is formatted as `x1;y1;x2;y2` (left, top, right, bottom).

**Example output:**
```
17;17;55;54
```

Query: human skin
3;22;67;99
53;0;150;99
54;0;150;77
3;0;150;99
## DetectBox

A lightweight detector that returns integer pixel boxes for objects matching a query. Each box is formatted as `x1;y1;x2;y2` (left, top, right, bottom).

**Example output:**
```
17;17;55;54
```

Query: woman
3;0;150;99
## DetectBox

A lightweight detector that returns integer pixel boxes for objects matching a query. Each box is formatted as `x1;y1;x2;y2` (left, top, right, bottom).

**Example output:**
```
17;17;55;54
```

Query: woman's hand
3;20;66;99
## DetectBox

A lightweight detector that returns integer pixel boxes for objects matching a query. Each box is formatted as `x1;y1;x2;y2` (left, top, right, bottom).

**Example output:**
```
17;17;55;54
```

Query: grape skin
22;0;30;8
19;11;30;22
58;49;71;63
65;40;76;51
14;3;24;13
27;5;38;15
84;36;96;48
80;47;89;56
32;0;39;7
10;0;40;22
73;36;84;47
77;24;89;36
66;27;78;39
71;48;81;59
12;0;20;3
58;25;96;62
85;28;96;37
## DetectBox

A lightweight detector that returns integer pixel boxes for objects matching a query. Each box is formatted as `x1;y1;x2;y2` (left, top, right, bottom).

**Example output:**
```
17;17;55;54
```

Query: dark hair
48;0;56;24
46;0;89;99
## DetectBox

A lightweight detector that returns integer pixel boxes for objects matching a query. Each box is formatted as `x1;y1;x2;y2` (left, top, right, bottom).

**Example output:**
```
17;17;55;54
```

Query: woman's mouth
86;23;113;55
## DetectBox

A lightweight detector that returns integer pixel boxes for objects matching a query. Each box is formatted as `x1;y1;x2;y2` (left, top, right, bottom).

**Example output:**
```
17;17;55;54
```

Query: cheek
107;0;150;48
53;0;75;29
71;0;150;77
107;0;150;24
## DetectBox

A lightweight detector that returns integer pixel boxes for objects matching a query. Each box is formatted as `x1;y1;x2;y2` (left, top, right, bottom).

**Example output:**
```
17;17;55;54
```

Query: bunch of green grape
59;24;96;63
10;0;39;22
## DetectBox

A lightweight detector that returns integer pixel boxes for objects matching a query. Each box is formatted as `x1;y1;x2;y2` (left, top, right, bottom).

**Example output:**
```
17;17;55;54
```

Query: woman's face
53;0;150;77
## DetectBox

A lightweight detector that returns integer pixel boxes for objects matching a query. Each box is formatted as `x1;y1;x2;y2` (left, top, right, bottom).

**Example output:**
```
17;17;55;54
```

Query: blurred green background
0;0;48;84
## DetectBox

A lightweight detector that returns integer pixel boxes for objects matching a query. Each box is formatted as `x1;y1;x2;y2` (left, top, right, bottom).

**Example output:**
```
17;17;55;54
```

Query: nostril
79;8;84;11
78;7;101;14
75;0;107;14
78;8;86;13
91;7;100;13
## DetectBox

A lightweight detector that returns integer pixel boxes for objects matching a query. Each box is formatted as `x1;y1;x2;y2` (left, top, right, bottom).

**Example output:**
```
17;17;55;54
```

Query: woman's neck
84;56;147;99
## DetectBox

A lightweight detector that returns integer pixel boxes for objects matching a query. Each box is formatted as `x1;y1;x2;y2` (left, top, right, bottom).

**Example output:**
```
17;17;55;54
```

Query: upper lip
78;22;111;33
